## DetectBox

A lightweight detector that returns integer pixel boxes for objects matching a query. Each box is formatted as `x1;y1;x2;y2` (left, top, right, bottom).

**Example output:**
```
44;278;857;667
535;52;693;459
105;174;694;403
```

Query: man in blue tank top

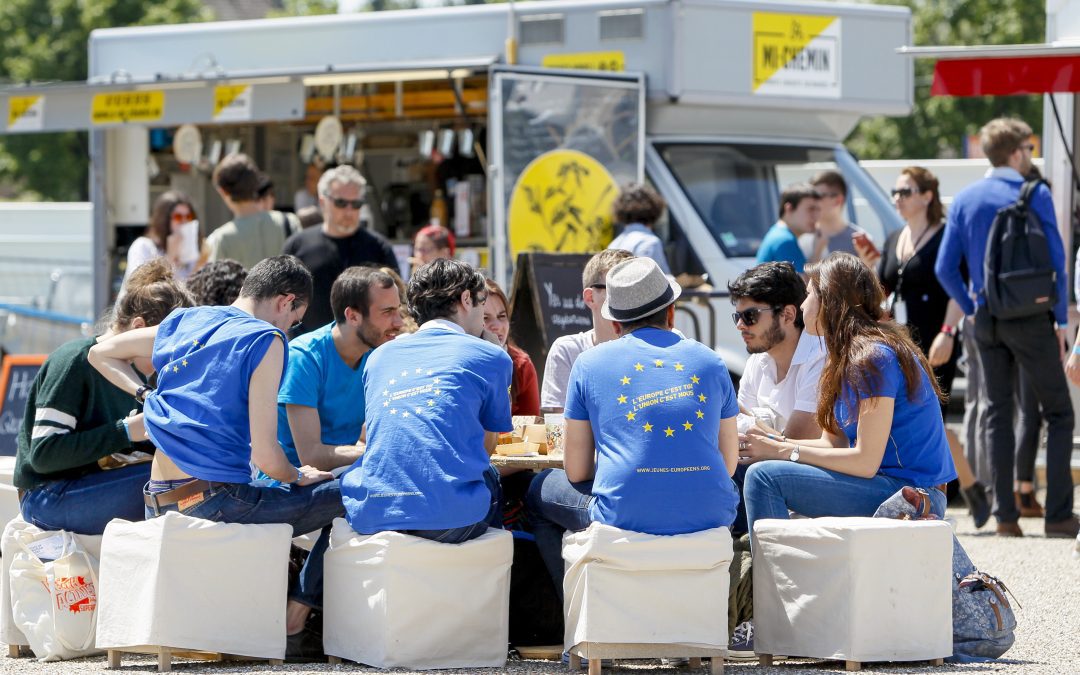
526;257;741;597
340;258;513;543
89;255;342;661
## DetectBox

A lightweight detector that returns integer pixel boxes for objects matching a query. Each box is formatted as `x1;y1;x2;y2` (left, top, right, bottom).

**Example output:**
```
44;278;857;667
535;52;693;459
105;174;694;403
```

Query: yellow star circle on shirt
696;409;705;419
617;394;627;404
674;363;684;371
620;376;631;385
643;422;653;432
654;359;664;368
664;427;675;437
683;421;694;431
698;394;707;403
634;362;645;372
626;411;636;421
691;375;700;384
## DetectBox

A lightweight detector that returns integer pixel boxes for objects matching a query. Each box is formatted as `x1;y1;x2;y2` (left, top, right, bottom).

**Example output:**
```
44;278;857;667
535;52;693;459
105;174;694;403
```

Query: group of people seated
14;234;956;661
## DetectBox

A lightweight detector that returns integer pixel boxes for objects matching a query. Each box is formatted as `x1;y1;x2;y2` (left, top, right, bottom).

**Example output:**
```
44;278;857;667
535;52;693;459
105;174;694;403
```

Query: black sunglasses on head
329;197;365;209
731;306;778;327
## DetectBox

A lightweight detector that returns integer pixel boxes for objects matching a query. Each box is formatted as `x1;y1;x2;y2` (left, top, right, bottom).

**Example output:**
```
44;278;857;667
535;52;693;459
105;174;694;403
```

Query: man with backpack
935;117;1078;539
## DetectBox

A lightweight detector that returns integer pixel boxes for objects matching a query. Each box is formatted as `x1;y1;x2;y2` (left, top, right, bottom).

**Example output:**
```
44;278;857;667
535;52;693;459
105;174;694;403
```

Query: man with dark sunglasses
283;165;398;335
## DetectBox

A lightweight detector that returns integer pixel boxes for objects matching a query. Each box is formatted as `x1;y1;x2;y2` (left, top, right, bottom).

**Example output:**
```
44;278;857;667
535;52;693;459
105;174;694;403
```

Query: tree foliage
847;0;1046;160
0;0;208;201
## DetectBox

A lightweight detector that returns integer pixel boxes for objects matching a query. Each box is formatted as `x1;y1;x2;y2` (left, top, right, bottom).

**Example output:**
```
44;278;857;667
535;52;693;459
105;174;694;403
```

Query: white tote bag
8;529;102;661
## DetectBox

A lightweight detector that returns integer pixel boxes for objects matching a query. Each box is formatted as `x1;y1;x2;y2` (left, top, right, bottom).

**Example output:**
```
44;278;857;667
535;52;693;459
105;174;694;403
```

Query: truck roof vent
599;8;644;41
519;14;564;45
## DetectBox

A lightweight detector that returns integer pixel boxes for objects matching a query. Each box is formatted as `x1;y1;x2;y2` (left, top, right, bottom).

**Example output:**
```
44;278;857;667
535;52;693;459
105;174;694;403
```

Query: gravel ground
4;488;1077;675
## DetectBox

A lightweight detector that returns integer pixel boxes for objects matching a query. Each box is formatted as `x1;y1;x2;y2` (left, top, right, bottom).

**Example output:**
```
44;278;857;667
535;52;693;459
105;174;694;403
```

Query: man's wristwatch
788;445;801;462
134;384;153;404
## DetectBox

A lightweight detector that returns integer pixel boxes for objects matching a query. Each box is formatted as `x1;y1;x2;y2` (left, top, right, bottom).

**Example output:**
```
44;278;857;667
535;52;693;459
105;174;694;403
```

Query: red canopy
932;54;1080;97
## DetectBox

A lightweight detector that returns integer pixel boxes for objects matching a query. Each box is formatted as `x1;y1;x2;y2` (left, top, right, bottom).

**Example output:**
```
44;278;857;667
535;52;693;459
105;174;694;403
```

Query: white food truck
0;0;913;377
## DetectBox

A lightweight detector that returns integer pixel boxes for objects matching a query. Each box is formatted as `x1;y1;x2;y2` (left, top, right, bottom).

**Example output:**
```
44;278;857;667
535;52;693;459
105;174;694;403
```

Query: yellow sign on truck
91;91;164;125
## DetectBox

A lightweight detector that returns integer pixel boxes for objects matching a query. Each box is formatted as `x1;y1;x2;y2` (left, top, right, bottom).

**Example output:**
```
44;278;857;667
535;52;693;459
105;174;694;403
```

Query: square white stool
95;512;293;671
562;522;732;675
323;518;513;670
752;517;953;671
1;516;104;658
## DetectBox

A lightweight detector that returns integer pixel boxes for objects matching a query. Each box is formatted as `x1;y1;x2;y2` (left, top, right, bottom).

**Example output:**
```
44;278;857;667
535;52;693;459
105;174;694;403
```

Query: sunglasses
329;197;365;210
731;306;778;327
890;187;919;199
171;210;195;223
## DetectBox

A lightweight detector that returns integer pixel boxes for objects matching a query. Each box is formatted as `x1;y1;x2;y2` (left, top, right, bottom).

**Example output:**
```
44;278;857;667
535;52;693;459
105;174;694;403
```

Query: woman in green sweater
15;259;192;534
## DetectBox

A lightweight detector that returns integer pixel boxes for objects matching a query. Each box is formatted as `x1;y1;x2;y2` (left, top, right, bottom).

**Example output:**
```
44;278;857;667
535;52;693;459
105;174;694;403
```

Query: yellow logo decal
91;91;164;125
7;95;43;131
752;13;840;98
507;149;618;257
542;51;624;72
213;85;252;121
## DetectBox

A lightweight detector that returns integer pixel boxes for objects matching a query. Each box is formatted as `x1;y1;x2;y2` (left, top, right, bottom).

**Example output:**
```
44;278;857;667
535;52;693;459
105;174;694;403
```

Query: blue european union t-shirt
341;321;513;532
834;343;958;487
276;323;369;467
756;221;806;272
564;327;740;535
145;306;286;483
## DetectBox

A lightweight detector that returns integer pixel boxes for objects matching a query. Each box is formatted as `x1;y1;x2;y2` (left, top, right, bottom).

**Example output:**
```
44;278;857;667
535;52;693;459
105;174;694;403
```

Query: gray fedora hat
600;257;682;323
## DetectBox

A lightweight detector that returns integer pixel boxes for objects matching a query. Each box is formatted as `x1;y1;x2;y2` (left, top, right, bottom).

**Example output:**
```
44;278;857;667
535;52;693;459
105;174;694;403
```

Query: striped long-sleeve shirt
14;336;146;490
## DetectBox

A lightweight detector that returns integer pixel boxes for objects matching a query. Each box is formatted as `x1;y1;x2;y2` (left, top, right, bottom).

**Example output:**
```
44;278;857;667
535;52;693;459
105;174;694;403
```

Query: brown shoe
1015;491;1044;518
1045;515;1080;539
995;521;1023;537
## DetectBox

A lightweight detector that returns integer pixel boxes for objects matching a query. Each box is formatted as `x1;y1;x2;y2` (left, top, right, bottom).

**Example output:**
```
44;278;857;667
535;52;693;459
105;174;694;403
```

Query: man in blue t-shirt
277;266;404;471
88;255;341;660
340;258;513;543
756;182;820;273
526;257;740;596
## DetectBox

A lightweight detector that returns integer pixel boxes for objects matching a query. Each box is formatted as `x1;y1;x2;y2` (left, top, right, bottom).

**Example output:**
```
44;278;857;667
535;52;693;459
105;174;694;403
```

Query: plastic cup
544;413;566;457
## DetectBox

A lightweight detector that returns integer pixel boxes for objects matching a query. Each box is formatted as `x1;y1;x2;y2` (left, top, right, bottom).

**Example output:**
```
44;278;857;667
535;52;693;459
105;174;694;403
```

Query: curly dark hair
407;258;486;325
612;183;665;226
728;261;807;330
185;260;248;306
240;255;313;306
212;153;261;203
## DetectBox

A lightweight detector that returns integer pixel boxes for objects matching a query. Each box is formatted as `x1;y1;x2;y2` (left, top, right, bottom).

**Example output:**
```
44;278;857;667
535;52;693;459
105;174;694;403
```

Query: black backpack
983;179;1057;319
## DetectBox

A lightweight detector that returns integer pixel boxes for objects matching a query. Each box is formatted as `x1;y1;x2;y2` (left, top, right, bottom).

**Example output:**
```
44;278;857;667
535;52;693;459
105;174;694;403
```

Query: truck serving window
656;142;893;258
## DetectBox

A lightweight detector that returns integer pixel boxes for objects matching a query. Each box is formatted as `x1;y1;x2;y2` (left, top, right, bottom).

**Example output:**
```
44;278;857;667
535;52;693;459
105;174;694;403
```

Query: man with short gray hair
284;165;398;334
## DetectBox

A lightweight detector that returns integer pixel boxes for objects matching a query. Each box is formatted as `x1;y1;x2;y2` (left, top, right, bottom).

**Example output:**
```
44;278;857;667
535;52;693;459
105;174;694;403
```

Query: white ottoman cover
95;512;293;659
752;517;952;663
323;518;513;670
562;522;733;651
1;517;103;648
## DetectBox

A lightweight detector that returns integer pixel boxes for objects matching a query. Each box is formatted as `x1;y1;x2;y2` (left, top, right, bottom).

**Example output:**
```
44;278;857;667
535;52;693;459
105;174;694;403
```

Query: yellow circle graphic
508;149;618;256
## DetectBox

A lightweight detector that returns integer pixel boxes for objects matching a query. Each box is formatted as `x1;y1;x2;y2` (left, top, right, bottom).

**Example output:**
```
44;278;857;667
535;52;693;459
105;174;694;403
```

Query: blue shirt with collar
935;167;1068;326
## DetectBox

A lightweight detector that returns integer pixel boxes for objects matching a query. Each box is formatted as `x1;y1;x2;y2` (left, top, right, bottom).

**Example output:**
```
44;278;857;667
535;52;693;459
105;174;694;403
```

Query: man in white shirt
540;249;634;412
606;183;671;274
729;261;824;532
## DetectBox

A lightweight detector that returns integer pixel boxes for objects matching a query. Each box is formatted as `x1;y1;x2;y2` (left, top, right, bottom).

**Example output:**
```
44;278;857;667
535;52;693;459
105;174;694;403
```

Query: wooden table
490;454;564;470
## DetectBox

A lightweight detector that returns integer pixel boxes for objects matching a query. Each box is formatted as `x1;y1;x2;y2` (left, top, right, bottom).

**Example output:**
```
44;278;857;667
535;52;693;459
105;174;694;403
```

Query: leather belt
143;479;227;510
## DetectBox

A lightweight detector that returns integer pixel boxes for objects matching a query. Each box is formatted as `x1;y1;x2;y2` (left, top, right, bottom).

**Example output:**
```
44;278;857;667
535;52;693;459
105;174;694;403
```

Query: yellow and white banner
7;96;44;132
213;85;252;122
752;12;840;99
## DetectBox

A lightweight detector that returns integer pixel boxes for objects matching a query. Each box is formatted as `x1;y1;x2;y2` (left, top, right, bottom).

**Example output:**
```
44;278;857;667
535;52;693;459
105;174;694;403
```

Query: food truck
0;0;913;377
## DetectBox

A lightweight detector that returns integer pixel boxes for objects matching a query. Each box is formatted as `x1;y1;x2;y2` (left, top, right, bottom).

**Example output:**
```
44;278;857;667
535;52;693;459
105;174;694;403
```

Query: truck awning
0;56;496;134
898;43;1080;97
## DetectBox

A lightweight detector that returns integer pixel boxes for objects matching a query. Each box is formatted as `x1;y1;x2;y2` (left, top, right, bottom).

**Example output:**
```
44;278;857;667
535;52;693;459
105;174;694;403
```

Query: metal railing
0;257;95;354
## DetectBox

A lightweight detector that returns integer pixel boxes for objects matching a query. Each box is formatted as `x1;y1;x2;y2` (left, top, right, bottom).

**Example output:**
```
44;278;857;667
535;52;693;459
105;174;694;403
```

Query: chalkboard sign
0;354;46;457
508;252;593;384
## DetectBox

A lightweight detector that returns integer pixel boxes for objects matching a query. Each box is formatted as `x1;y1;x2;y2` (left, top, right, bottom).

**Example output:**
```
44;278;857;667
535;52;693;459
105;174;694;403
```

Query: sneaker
961;482;991;529
727;621;756;661
285;628;325;663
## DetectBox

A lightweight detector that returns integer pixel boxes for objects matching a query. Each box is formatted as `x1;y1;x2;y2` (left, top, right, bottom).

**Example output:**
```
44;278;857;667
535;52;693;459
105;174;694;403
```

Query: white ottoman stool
562;522;732;675
323;518;513;670
752;517;952;671
2;517;104;658
95;512;292;671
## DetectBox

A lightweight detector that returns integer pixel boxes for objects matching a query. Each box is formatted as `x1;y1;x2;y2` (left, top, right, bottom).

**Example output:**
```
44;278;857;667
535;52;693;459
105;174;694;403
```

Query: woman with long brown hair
483;278;539;415
125;190;204;283
740;253;957;533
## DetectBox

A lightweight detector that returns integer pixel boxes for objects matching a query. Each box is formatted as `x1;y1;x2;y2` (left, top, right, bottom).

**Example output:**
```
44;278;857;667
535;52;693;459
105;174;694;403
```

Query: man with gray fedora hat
526;256;741;597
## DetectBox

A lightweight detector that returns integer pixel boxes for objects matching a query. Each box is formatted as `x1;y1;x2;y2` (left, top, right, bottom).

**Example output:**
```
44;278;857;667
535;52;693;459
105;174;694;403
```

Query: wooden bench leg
107;650;121;669
758;654;773;666
7;645;19;658
328;655;342;665
711;656;725;675
588;657;602;675
845;660;861;671
689;657;702;668
930;658;944;666
268;659;283;666
157;647;172;673
569;652;581;670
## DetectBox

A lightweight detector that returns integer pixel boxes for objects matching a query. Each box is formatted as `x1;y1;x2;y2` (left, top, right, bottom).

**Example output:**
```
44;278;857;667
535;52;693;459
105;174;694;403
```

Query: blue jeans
21;463;152;535
525;469;594;601
743;461;947;535
403;465;503;544
145;478;344;609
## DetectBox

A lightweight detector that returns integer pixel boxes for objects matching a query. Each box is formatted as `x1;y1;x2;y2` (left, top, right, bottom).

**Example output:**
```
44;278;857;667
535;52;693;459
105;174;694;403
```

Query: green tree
0;0;208;201
847;0;1045;160
268;0;338;18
